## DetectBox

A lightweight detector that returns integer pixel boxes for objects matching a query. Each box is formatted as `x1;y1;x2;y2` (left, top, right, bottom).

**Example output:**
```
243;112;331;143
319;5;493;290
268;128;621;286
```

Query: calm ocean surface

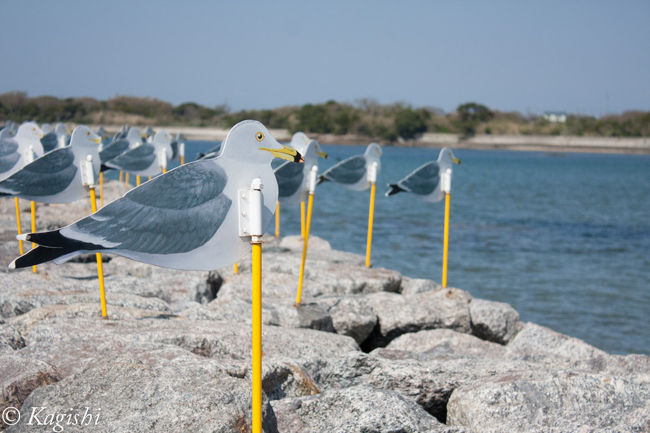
183;140;650;355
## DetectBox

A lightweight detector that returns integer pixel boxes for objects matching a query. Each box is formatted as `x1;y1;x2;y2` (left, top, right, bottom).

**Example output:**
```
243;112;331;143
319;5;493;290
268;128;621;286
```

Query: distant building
543;112;567;123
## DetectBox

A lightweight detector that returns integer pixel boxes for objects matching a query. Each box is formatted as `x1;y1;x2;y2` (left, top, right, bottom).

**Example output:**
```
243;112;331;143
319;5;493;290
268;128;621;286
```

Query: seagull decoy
11;120;303;270
386;147;461;288
0;125;101;203
275;133;327;204
0;122;45;181
318;142;382;267
318;142;382;190
197;142;222;160
99;126;143;168
40;123;70;152
386;147;460;201
104;130;172;177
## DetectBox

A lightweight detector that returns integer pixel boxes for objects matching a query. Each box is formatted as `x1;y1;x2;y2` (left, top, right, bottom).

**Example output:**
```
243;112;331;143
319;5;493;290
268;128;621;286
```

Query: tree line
1;92;648;141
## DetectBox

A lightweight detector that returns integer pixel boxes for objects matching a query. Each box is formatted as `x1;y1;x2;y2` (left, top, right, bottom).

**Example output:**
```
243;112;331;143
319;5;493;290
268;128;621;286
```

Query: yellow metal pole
365;182;376;268
14;197;24;255
119;171;123;183
136;175;141;186
30;201;37;273
296;193;314;305
251;241;262;433
90;188;108;317
442;192;451;288
180;156;185;165
162;168;166;174
99;172;104;207
300;200;305;238
234;263;238;274
274;201;280;238
125;172;129;186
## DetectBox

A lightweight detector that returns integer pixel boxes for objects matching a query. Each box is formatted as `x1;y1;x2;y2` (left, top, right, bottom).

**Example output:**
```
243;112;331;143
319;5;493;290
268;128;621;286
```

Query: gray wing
0;139;20;174
40;132;58;152
274;161;304;198
105;144;155;171
322;155;366;185
71;160;231;254
398;161;440;195
99;138;130;163
0;148;76;196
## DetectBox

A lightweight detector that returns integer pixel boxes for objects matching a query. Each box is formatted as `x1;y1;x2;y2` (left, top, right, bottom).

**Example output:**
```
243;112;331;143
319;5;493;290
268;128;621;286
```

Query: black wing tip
385;183;405;196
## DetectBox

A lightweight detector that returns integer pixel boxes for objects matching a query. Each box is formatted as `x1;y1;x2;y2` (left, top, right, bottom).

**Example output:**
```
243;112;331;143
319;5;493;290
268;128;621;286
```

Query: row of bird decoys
2;118;460;290
2;119;459;433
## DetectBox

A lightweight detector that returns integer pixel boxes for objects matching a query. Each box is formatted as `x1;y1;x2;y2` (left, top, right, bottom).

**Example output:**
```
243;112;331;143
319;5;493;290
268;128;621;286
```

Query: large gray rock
507;322;606;360
469;298;521;344
385;328;505;358
0;323;24;351
361;288;472;349
16;317;360;379
271;385;456;433
313;295;377;344
1;353;61;429
400;276;442;295
7;348;278;433
447;370;650;433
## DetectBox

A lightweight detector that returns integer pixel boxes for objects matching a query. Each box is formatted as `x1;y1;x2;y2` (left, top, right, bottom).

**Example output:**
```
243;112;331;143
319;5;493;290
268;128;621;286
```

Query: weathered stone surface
447;371;650;433
507;322;606;360
271;385;456;433
316;295;377;344
400;276;442;295
7;349;278;433
361;288;472;349
385;328;505;358
17;317;359;378
1;353;61;429
469;298;521;344
0;323;24;350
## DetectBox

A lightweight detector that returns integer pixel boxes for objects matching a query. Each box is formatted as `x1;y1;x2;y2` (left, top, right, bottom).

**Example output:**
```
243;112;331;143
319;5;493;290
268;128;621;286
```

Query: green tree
456;102;494;137
394;107;429;139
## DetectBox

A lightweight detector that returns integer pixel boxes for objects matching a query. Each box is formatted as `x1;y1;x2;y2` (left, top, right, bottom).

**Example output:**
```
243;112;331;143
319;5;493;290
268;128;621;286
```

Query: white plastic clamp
80;155;96;187
441;168;452;194
239;178;264;240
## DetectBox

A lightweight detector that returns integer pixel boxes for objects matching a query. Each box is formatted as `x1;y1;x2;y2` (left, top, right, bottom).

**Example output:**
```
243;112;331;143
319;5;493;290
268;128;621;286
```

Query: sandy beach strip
95;125;650;154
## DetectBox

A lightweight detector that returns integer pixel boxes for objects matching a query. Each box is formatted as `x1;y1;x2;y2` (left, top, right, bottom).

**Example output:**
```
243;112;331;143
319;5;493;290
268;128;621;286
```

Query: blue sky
1;0;648;115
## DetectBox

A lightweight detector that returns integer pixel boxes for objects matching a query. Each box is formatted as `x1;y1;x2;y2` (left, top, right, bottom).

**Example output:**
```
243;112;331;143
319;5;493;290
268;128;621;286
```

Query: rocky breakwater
0;180;648;432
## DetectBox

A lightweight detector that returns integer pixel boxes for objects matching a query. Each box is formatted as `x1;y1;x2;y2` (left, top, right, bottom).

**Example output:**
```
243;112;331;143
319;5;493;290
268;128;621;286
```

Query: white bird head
152;130;173;161
290;131;328;159
224;120;303;165
438;147;461;165
125;127;144;147
15;122;44;141
70;125;102;149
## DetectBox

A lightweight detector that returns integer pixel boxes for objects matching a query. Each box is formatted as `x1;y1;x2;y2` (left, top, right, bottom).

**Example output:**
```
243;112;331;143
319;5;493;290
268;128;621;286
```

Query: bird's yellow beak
259;145;304;163
317;151;328;159
92;137;102;144
452;157;461;164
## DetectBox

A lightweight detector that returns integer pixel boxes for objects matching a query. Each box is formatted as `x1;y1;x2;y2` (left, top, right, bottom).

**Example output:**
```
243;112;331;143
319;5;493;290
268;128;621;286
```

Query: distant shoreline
97;125;650;155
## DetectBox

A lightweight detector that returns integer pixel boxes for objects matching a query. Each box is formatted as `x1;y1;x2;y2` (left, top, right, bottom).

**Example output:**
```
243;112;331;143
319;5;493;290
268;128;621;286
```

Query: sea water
183;141;650;355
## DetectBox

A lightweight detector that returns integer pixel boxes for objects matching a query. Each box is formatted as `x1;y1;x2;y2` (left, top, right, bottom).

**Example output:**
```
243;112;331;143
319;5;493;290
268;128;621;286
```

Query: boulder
1;353;61;429
447;370;650;433
316;295;377;344
469;298;521;344
7;348;278;433
361;288;472;349
0;323;24;351
385;328;505;358
271;384;456;433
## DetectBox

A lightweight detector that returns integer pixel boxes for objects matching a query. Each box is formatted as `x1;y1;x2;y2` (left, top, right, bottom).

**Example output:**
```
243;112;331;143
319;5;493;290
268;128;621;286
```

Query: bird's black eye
86;131;90;136
255;132;264;142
